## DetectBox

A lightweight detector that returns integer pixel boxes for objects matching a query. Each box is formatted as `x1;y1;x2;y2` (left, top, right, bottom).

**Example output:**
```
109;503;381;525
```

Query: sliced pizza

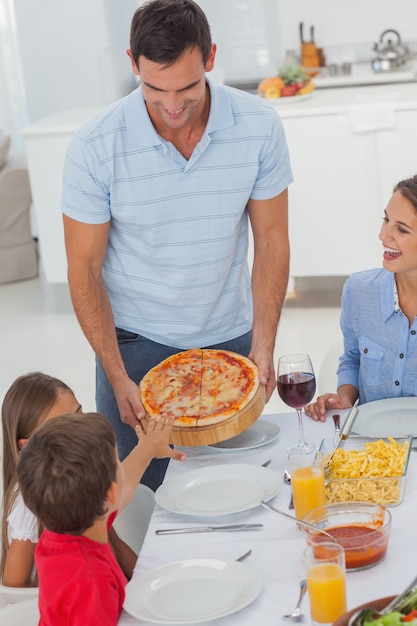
139;348;260;427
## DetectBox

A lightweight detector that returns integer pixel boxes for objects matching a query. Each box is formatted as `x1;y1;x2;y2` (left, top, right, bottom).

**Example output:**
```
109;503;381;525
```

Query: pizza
139;349;260;427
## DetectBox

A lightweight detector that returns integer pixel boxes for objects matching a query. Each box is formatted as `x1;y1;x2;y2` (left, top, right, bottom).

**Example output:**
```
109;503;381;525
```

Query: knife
155;523;263;535
333;413;341;447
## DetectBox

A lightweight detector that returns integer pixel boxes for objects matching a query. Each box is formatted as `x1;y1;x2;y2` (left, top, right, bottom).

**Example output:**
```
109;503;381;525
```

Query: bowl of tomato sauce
302;502;391;571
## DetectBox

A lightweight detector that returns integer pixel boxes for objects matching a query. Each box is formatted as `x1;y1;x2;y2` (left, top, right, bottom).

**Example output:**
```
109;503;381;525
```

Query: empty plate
209;419;280;451
124;558;263;624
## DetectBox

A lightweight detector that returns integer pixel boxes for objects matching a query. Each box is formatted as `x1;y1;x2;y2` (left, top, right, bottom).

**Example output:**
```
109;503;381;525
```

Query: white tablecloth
118;410;417;625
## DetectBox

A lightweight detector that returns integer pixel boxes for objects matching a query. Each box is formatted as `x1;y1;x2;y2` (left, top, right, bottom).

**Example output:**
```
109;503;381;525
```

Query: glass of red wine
277;353;316;452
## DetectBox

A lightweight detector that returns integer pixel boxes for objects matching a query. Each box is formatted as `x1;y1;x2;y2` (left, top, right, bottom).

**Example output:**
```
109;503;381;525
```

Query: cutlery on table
260;500;334;539
155;523;263;535
283;469;294;510
283;578;307;622
333;413;341;446
236;549;252;562
261;459;272;467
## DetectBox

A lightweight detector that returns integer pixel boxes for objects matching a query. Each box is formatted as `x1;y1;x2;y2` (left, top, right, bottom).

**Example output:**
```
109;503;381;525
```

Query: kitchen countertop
21;82;417;135
256;81;417;118
312;61;417;88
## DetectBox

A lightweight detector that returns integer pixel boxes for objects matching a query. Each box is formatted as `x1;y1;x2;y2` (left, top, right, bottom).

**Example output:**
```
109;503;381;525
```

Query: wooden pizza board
163;384;266;447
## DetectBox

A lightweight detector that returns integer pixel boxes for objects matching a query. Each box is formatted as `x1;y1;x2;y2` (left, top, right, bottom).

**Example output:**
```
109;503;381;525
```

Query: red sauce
311;524;388;570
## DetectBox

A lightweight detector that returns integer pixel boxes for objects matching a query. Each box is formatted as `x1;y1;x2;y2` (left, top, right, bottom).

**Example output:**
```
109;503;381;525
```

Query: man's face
128;45;216;130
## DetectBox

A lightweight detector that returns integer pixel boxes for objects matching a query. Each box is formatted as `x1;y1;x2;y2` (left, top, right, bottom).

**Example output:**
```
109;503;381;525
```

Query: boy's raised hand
135;415;186;462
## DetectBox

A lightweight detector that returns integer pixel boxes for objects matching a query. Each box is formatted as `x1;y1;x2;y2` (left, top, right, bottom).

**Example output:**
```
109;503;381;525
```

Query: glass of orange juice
288;448;326;520
305;542;347;625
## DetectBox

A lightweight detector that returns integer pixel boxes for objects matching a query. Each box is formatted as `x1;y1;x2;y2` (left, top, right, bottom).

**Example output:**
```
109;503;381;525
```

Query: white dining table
118;409;417;626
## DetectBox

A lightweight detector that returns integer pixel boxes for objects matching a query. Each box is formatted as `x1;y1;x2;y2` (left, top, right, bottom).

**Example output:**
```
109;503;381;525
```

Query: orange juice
291;465;326;520
307;562;347;623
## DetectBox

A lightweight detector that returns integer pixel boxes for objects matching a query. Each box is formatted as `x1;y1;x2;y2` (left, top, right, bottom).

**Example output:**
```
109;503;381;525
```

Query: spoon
283;579;307;622
260;500;336;540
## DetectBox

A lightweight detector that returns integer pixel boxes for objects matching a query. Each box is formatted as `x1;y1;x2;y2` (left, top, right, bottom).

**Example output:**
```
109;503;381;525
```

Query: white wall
13;0;137;123
276;0;416;56
198;0;281;83
201;0;417;81
10;0;417;124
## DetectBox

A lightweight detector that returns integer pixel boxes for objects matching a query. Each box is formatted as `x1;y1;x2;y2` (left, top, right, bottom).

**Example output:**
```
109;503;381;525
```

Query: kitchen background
1;0;417;158
0;0;416;418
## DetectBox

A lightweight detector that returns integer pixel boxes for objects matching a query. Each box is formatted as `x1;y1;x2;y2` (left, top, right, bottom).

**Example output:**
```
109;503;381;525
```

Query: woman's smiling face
379;190;417;275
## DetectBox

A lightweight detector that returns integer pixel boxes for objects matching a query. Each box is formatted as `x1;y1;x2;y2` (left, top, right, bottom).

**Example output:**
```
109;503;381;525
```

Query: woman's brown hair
394;174;417;212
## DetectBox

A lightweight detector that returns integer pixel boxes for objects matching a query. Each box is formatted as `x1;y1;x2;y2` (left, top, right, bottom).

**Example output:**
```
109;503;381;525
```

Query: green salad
366;611;417;626
364;589;417;626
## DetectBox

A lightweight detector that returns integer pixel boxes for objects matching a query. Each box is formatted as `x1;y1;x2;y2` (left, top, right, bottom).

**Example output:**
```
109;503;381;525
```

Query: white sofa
0;134;38;284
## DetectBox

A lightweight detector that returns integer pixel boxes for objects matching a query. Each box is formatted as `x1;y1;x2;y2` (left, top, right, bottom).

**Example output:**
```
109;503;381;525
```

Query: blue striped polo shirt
62;78;293;348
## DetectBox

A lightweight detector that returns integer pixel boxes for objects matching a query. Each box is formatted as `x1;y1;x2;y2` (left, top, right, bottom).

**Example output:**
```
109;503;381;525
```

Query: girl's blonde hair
1;372;72;582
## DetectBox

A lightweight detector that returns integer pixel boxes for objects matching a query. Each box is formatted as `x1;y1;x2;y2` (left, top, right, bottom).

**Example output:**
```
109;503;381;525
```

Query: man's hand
248;348;276;402
113;376;146;430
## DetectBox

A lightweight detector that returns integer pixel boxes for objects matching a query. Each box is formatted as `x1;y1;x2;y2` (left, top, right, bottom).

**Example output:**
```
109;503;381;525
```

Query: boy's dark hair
130;0;212;68
17;413;118;534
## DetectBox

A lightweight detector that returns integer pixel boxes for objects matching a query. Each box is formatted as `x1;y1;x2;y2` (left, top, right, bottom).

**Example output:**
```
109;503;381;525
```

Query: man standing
62;0;292;489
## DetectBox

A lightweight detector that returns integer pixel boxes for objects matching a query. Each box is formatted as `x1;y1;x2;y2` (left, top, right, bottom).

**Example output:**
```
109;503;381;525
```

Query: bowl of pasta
321;435;412;507
302;502;392;571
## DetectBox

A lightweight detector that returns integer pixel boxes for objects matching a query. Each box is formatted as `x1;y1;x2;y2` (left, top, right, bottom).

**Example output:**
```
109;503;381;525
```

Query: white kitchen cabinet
375;110;417;205
283;114;380;277
275;84;417;278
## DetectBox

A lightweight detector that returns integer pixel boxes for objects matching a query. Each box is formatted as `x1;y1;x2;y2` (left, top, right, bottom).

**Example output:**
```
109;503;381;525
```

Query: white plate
123;559;263;624
259;92;313;105
155;464;281;515
209;419;280;451
352;397;417;437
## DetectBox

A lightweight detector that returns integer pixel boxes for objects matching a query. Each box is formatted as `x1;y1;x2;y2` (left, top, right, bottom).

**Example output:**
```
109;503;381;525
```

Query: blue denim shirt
337;268;417;403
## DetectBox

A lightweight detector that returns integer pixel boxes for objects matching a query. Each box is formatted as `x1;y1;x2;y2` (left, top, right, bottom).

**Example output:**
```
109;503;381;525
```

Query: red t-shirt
35;513;126;626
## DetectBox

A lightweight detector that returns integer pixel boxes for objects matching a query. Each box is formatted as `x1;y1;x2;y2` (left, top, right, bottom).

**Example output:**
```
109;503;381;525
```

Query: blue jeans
96;330;252;491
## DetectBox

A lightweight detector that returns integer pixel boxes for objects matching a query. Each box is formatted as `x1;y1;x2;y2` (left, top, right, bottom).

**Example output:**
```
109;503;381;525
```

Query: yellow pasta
325;438;409;506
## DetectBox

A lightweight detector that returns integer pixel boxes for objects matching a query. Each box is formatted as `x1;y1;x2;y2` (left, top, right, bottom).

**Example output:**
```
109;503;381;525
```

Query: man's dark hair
17;413;118;534
130;0;212;68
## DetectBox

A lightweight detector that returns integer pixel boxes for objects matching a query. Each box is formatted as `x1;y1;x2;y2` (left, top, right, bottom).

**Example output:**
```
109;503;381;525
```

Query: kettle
372;29;409;72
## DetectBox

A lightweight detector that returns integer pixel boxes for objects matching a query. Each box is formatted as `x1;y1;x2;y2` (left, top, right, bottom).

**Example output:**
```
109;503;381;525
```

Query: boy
17;412;185;625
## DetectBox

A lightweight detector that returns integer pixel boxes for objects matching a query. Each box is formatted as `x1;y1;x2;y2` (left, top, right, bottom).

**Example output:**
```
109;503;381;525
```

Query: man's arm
63;215;145;428
247;189;290;402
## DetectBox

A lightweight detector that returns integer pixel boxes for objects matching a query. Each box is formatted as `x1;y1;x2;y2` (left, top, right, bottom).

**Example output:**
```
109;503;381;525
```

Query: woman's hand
305;393;352;422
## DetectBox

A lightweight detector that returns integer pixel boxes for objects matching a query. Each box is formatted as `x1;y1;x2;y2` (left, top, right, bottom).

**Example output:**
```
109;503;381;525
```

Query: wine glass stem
296;409;307;447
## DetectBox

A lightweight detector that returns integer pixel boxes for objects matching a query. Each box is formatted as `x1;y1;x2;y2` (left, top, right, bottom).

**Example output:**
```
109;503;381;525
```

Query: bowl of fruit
257;62;315;101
